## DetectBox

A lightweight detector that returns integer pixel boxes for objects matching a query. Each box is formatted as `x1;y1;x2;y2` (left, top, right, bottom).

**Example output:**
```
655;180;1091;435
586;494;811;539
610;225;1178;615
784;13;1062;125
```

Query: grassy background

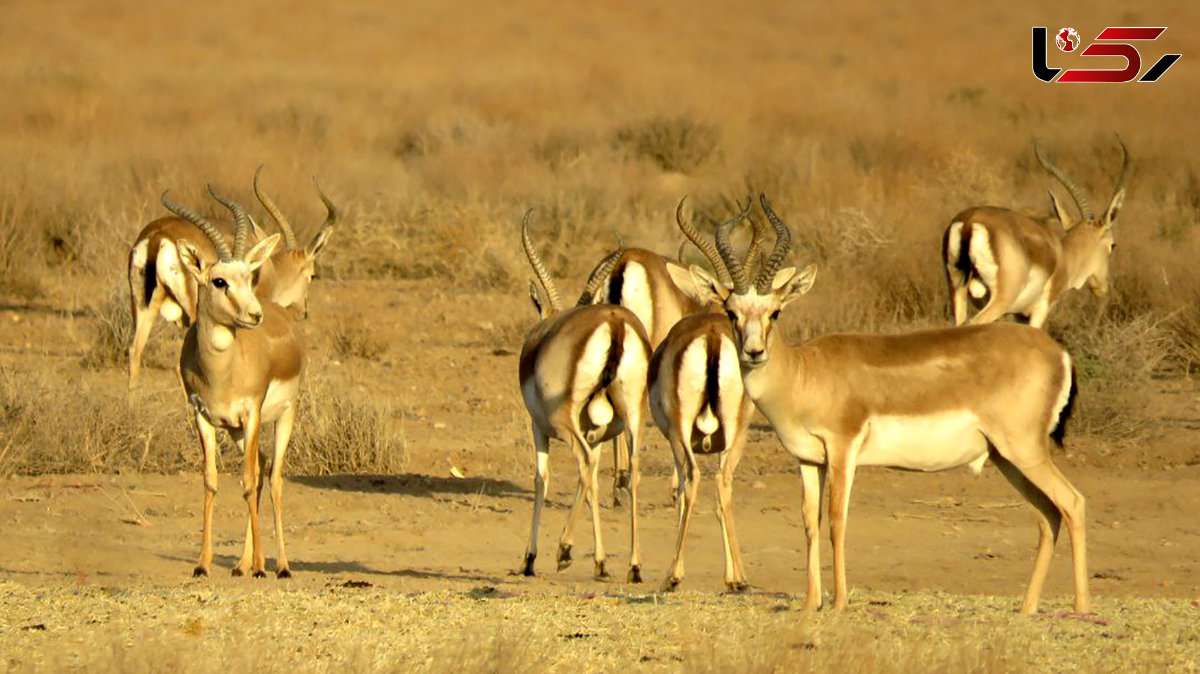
1;0;1199;475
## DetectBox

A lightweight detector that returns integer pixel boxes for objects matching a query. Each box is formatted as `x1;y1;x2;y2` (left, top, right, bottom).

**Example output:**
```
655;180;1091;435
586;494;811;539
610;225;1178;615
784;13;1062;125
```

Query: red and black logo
1032;26;1181;83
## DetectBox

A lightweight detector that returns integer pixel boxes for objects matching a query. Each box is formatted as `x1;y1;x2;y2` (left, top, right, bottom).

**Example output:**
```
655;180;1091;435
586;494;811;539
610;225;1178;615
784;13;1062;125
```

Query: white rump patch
967;225;997;299
945;222;964;261
621;262;654;341
130;240;149;269
159;299;183;324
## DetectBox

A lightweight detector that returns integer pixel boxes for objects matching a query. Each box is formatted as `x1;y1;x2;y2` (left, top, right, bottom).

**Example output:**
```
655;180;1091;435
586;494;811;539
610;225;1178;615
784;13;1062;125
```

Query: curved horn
312;175;340;236
714;198;753;294
520;209;562;312
577;236;625;306
756;193;793;293
1034;139;1094;220
1110;133;1132;204
161;190;233;261
675;196;733;287
744;213;768;277
253;166;298;250
206;185;253;258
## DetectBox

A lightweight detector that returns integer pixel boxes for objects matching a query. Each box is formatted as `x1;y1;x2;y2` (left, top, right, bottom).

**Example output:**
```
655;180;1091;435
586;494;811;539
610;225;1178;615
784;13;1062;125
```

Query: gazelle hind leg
233;429;267;577
556;433;596;573
611;435;631;507
625;424;643;583
128;285;165;390
269;405;296;578
990;450;1062;614
715;425;749;592
521;425;551;576
662;429;699;592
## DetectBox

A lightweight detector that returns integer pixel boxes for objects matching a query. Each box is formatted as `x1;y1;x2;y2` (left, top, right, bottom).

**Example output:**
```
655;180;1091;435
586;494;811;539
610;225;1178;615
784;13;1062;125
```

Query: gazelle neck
1059;227;1100;290
741;332;801;410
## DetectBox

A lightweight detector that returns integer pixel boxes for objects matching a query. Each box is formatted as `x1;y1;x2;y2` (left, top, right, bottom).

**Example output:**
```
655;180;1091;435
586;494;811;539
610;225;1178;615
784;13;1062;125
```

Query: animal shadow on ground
291;473;525;498
157;553;506;584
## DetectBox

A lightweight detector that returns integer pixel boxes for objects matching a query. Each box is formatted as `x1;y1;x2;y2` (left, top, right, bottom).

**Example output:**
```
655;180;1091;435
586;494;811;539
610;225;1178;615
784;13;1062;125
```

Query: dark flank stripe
703;330;722;419
606;261;626;306
590;319;625;404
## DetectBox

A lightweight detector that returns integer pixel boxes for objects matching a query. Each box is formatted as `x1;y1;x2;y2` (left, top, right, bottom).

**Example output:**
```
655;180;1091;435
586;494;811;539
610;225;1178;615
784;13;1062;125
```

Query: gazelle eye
770;310;781;321
212;278;227;289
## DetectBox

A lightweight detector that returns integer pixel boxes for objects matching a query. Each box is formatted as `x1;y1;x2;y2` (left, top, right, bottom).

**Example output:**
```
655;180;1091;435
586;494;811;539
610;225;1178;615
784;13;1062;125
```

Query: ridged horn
714;198;753;294
1109;133;1132;206
675;196;733;287
744;213;768;278
577;236;625;306
161;190;232;261
520;209;562;312
312;175;340;238
206;185;253;258
253;166;298;250
756;193;793;293
1034;139;1094;220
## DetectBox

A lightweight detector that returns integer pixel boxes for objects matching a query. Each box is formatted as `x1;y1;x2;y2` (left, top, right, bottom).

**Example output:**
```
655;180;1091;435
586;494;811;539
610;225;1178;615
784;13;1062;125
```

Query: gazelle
126;167;336;387
649;202;761;591
586;197;763;504
518;210;651;582
944;136;1130;328
162;187;305;579
676;193;1089;614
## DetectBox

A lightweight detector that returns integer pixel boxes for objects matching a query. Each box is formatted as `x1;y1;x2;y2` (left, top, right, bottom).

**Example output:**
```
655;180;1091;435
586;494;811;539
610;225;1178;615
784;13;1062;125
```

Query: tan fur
177;234;306;579
648;313;754;592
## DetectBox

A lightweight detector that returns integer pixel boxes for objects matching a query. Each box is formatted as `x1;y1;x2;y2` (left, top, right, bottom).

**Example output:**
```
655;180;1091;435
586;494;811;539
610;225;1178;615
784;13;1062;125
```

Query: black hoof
556;545;573;571
193;566;209;578
252;570;267;579
521;554;536;577
661;577;681;592
615;470;631;491
726;581;750;594
231;568;245;577
594;560;610;579
277;568;292;579
627;565;643;584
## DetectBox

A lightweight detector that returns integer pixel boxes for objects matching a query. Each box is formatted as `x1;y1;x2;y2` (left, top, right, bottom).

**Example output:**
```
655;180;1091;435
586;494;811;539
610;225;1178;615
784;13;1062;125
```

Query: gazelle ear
668;262;729;305
777;264;817;306
176;239;206;281
1048;189;1077;230
307;227;333;259
1103;188;1125;229
244;233;281;272
528;280;546;318
249;215;269;242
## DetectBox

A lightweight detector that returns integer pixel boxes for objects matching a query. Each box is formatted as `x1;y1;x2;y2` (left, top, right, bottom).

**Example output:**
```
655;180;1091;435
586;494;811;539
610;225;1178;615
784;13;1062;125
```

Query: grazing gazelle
126;168;336;387
162;187;305;579
649;201;761;592
518;210;651;582
944;136;1130;328
676;193;1089;614
586;197;762;504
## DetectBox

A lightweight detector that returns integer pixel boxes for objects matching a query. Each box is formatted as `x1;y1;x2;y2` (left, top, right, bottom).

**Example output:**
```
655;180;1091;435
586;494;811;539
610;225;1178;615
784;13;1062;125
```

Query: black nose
248;311;263;325
745;348;764;359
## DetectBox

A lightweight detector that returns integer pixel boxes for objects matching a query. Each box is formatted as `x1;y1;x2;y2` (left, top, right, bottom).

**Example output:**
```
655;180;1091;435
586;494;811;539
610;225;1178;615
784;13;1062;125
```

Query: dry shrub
289;377;408;475
0;365;192;475
331;318;389;361
615;116;720;174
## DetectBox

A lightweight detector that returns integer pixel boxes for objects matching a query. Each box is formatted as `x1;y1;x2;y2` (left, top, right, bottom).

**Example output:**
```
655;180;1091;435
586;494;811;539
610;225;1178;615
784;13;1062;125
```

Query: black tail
946;223;974;280
588;318;626;405
605;261;626;306
1050;365;1078;448
702;330;721;417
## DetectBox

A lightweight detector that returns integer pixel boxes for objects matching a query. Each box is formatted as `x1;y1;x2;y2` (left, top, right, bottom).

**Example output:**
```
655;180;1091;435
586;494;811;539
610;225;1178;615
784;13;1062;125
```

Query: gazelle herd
128;138;1128;613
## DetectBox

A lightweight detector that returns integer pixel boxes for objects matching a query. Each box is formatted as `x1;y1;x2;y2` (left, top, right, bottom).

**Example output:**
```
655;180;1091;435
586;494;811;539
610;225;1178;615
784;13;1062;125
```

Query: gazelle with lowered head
518;210;651;582
126;167;336;387
675;193;1089;614
583;197;765;504
649;197;761;592
162;186;305;579
944;136;1130;328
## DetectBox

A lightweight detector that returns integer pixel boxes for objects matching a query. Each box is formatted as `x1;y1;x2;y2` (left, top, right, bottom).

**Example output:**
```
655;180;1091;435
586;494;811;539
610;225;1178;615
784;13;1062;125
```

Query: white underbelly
857;411;988;471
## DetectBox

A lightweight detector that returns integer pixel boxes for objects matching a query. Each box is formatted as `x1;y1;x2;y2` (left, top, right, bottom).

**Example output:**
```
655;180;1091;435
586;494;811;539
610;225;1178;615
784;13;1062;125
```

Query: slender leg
234;443;267;577
715;424;749;592
193;412;219;577
662;428;699;591
521;424;551;576
556;434;593;572
612;435;630;507
269;405;296;578
799;462;826;610
128;289;165;390
1010;457;1090;614
990;451;1062;614
827;438;859;610
625;425;643;583
240;408;267;578
584;441;608;579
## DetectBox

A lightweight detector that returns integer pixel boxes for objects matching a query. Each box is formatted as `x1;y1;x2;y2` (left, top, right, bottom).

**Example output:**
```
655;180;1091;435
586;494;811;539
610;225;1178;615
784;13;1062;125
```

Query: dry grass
289;376;409;475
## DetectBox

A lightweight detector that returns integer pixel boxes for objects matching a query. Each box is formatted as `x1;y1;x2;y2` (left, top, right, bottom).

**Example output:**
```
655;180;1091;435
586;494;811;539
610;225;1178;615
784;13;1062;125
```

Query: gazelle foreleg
192;411;220;577
715;425;749;592
234;442;267;577
239;408;267;578
625;423;643;583
521;425;551;576
826;433;863;611
798;460;826;610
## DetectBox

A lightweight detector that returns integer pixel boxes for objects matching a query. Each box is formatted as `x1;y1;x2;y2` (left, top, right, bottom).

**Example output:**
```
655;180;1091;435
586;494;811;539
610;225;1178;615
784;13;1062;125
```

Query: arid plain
1;0;1199;671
